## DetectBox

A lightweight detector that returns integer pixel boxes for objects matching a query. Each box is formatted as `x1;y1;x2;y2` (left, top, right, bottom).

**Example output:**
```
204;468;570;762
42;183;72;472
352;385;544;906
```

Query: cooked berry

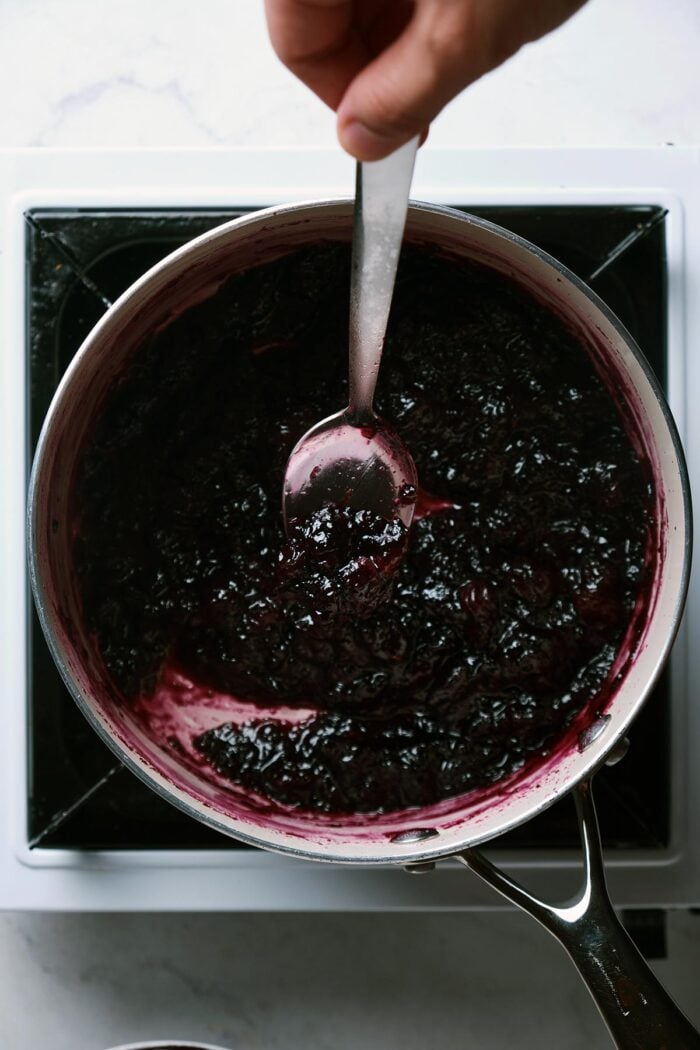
74;243;653;814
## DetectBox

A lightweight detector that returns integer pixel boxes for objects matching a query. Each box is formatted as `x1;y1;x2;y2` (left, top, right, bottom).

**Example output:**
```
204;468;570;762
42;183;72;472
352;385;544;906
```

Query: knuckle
268;0;351;67
420;2;518;78
362;78;424;135
424;12;473;67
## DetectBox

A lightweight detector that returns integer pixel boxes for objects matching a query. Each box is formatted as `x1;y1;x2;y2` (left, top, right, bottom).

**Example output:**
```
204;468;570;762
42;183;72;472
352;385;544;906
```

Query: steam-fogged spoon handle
347;136;419;424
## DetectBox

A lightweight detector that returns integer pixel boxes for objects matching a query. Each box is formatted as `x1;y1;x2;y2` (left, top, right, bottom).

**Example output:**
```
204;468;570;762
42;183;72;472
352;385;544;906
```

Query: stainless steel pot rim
26;199;693;867
104;1042;233;1050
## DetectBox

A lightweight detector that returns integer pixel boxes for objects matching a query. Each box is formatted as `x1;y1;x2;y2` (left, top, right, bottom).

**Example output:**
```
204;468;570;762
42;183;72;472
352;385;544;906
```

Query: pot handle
455;779;700;1049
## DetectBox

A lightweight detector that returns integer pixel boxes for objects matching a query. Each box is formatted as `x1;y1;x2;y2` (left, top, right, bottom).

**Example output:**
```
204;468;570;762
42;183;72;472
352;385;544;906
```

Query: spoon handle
347;135;419;424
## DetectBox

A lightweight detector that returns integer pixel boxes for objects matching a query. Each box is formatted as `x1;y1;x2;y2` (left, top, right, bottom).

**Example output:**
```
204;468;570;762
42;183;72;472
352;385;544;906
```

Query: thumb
336;3;493;161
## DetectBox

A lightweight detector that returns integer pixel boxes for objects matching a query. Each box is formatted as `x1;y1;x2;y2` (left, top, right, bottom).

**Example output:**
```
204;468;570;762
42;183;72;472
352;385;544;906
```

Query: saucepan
28;201;696;1048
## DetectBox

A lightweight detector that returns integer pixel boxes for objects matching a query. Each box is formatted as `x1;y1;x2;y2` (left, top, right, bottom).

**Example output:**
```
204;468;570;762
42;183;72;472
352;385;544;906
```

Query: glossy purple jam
74;243;653;814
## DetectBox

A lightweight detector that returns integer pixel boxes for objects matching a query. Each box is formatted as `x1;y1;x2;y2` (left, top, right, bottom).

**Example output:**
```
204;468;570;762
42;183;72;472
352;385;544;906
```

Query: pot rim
27;199;693;866
104;1042;233;1050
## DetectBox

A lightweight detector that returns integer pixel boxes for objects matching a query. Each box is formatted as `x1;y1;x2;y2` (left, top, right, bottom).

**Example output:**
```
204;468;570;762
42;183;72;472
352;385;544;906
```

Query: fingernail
338;118;402;162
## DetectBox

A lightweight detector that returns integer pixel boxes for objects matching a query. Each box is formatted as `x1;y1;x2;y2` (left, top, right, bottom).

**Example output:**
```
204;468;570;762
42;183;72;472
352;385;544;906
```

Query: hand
264;0;587;160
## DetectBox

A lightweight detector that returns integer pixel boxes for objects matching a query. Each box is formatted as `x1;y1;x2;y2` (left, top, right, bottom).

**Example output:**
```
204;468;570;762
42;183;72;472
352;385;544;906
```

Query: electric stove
2;147;699;910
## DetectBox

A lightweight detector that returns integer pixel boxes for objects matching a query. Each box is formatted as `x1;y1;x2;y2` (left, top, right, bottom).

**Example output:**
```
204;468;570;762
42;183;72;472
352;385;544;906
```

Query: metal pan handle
456;779;700;1049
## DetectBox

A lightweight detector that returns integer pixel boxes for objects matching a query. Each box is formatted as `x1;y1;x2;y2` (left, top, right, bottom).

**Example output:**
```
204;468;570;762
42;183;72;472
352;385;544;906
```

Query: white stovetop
1;1;699;1049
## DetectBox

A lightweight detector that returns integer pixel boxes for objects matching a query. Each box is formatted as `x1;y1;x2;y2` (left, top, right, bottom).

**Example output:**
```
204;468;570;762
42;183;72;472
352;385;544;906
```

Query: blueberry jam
74;242;654;815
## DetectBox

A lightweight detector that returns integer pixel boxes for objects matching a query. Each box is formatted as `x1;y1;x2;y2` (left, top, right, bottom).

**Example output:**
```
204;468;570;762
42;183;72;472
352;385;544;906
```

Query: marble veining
0;911;697;1050
1;0;699;151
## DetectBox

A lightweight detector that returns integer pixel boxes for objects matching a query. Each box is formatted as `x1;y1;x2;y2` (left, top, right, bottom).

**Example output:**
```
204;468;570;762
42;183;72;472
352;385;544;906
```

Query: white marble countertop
1;0;699;1048
1;0;699;152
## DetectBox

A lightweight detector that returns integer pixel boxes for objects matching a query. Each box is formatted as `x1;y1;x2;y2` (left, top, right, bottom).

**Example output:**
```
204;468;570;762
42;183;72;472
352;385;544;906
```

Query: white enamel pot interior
28;201;691;867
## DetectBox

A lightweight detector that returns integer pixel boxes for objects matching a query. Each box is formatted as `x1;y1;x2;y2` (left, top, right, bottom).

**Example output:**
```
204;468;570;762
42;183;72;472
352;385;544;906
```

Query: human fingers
337;0;587;160
263;0;369;110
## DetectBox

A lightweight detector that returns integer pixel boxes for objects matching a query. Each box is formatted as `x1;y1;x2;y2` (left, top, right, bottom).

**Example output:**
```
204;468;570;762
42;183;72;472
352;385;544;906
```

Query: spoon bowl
282;136;419;533
282;409;418;530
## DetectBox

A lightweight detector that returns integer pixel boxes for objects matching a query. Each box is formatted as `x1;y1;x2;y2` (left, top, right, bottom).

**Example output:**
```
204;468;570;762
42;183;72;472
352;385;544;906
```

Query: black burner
26;204;670;850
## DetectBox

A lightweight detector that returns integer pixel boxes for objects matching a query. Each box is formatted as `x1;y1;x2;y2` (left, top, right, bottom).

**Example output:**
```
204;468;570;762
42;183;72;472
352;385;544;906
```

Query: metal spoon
282;136;419;532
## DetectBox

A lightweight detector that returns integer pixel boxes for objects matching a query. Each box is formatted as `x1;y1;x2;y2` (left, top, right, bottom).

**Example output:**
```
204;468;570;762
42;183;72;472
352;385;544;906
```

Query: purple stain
73;243;655;816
